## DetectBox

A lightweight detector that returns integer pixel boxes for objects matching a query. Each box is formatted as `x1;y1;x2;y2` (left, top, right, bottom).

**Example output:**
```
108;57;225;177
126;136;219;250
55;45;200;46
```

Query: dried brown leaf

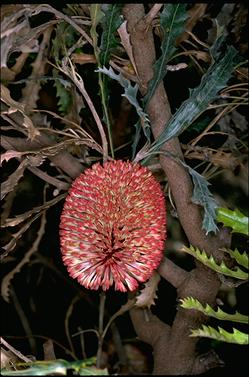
135;271;161;308
1;159;28;201
1;211;47;302
1;155;44;201
117;21;139;77
21;26;53;112
177;4;207;44
1;84;40;140
2;193;66;228
0;150;24;165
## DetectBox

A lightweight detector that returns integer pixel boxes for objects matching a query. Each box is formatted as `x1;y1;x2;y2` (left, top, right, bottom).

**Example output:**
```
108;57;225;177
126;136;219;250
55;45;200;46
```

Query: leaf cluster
181;208;249;345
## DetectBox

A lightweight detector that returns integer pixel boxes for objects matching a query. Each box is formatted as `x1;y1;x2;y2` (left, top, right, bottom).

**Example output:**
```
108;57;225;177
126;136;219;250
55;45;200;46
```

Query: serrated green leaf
181;245;248;280
190;325;249;345
209;24;226;61
188;167;218;234
143;46;239;160
216;207;249;236
97;66;151;142
54;77;72;115
99;4;122;66
131;121;142;160
180;297;248;324
52;22;78;63
143;4;188;108
224;248;249;269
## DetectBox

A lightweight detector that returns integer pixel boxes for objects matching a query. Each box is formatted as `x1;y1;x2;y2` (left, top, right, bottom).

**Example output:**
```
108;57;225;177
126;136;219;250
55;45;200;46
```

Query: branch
157;257;188;288
143;4;163;27
122;4;230;375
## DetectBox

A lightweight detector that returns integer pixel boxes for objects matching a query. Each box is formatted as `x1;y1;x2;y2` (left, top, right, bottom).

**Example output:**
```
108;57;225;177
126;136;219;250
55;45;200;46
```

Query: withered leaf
136;271;161;308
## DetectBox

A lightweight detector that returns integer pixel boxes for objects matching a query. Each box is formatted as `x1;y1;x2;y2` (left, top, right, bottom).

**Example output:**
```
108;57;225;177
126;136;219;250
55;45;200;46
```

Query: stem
99;73;115;159
102;298;136;340
96;291;106;368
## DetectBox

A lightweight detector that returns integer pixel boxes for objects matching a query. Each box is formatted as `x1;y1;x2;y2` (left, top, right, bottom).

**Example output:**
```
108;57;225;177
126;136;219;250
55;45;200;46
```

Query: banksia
59;160;166;292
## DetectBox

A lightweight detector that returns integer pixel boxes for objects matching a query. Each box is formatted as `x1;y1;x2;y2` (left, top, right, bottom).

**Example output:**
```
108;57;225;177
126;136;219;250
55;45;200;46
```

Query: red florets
59;160;166;291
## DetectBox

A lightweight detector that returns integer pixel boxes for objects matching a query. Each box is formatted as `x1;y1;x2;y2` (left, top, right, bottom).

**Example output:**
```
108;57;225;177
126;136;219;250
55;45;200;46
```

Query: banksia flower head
60;160;166;292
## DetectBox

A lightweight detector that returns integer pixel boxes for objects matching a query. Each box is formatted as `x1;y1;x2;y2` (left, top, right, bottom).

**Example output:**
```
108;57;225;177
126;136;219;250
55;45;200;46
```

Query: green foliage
1;358;108;376
189;325;248;345
181;245;248;280
224;248;248;269
188;167;218;234
184;115;213;134
53;73;72;115
99;4;122;66
209;24;226;61
181;210;248;345
90;5;118;158
143;46;239;160
52;22;78;63
143;4;188;108
97;66;151;140
180;297;248;324
216;207;249;236
90;4;104;60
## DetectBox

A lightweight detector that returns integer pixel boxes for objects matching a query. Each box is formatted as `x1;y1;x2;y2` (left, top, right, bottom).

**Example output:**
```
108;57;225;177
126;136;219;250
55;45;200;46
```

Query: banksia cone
60;160;166;292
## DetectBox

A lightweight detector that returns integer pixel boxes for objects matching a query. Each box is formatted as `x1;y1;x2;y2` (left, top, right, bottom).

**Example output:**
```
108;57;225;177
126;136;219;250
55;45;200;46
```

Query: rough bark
122;4;231;374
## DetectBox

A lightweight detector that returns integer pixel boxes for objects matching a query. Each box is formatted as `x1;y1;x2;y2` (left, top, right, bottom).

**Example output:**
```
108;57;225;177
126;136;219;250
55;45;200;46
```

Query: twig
110;322;128;372
1;210;47;301
65;296;80;357
96;291;106;368
55;58;109;162
28;4;93;46
102;298;136;341
77;326;87;360
28;166;69;191
5;335;77;360
1;338;32;363
144;4;163;27
10;288;36;355
189;93;248;149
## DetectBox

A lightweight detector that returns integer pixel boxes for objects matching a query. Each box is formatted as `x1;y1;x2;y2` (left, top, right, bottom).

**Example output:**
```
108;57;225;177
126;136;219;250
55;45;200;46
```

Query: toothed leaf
188;167;218;234
54;78;72;115
99;4;122;66
209;24;226;60
97;66;151;141
143;4;188;107
190;325;248;345
181;245;248;280
216;207;249;236
180;297;248;324
224;248;249;269
144;46;239;157
131;121;142;160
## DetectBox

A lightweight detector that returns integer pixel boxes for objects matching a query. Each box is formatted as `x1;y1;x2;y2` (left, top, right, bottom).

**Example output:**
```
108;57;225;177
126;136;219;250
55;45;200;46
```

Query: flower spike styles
59;160;166;291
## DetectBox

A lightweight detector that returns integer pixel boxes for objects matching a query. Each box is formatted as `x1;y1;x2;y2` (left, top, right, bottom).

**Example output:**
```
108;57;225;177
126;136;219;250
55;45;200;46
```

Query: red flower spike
59;160;166;292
